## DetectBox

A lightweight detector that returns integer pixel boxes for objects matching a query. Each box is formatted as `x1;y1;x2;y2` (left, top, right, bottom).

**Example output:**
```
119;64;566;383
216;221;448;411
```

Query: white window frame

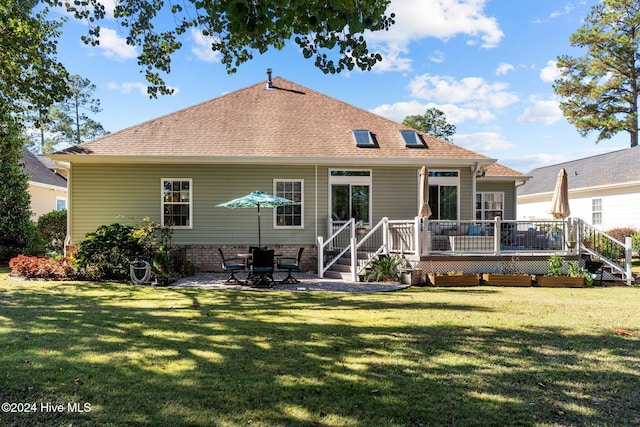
273;179;304;229
592;198;602;226
329;169;373;227
475;192;504;220
161;178;193;229
428;170;460;220
55;196;67;211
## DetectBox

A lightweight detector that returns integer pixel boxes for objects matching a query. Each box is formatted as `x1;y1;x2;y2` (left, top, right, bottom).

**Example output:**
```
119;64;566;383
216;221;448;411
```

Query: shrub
606;227;636;243
75;219;176;281
75;223;145;280
9;254;75;279
37;209;67;254
632;230;640;257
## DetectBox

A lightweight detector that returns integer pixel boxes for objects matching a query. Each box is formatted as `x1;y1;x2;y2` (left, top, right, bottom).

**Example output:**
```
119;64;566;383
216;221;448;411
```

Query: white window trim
273;179;304;229
329;169;373;227
428;169;460;220
592;198;602;225
55;196;67;211
161;178;193;229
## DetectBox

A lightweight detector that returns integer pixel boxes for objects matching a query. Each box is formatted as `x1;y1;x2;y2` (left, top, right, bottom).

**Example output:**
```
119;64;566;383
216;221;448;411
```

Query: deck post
351;236;358;282
494;217;501;255
625;236;633;286
317;236;324;278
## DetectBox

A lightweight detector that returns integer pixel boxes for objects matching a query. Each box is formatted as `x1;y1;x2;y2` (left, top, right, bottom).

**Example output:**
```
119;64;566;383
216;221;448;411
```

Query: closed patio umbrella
551;168;570;219
216;190;298;247
418;166;432;218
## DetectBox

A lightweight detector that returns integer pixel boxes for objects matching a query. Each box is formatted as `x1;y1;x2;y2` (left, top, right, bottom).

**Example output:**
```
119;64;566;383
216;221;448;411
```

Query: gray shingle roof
517;145;640;196
21;148;67;188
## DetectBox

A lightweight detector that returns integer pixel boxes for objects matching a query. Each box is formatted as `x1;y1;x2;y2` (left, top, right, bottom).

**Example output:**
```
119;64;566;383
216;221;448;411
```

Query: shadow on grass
0;281;638;426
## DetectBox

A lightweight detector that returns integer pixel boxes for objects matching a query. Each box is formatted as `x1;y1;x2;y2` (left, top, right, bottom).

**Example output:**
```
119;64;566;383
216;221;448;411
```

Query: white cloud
107;82;180;96
429;50;445;64
368;0;503;72
94;27;137;60
107;82;148;96
191;29;222;63
454;132;515;152
517;97;562;125
370;100;431;123
540;60;560;83
408;74;519;109
374;0;504;47
496;62;514;76
371;42;412;73
533;3;574;24
371;101;494;125
97;0;118;18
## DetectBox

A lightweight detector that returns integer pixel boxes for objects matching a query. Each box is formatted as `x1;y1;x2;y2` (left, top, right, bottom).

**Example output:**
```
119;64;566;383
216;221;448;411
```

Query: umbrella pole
257;204;261;248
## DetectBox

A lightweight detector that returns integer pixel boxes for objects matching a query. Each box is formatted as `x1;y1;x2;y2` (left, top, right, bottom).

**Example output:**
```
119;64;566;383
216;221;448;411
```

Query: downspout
314;164;318;249
57;161;72;256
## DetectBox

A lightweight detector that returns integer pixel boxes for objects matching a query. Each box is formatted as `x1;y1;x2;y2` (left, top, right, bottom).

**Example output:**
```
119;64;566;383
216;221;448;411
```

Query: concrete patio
170;271;410;292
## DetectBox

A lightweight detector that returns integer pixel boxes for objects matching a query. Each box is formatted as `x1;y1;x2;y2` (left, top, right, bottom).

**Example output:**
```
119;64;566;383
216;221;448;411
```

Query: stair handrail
576;218;633;284
352;217;390;280
317;218;354;278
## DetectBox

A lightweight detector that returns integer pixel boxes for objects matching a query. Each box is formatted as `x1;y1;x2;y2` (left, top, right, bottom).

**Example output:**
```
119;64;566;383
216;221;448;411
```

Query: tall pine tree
554;0;640;147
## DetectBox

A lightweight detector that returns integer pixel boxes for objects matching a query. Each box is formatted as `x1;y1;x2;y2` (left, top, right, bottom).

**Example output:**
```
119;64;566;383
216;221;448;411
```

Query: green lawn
1;268;639;426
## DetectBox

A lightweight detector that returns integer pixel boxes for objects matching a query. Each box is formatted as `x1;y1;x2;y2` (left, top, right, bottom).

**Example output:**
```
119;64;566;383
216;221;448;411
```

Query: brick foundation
184;244;317;273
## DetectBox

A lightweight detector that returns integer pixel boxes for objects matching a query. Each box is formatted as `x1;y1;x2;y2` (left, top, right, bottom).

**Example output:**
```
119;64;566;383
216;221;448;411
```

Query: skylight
352;130;377;147
400;130;427;148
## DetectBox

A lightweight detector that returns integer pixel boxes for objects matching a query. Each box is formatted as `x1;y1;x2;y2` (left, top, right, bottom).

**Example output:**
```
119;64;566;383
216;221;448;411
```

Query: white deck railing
318;217;633;284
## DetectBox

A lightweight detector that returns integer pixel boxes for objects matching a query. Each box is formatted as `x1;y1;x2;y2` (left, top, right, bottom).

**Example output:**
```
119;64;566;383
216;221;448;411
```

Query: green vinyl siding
69;163;504;245
372;167;418;220
69;164;318;246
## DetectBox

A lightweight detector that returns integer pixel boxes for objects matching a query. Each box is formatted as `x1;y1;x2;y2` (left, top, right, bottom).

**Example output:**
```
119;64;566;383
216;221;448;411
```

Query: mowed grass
0;267;639;426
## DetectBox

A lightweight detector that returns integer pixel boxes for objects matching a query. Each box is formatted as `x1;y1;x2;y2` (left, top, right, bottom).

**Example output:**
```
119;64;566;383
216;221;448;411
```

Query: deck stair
324;250;376;281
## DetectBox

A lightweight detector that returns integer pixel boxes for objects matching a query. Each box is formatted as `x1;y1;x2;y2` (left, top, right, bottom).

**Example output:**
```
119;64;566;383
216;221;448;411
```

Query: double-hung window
274;179;303;228
162;178;192;228
592;198;602;225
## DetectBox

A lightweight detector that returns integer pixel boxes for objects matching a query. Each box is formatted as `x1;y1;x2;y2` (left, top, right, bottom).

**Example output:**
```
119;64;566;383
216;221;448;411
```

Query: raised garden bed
535;276;584;288
428;273;479;287
482;273;532;287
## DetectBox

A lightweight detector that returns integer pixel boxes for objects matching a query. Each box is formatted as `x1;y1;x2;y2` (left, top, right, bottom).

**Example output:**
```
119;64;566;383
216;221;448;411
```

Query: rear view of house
50;73;526;273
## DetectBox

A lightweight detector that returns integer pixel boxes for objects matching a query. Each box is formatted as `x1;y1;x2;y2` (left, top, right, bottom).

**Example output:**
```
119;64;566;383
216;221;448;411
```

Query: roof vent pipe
266;68;273;89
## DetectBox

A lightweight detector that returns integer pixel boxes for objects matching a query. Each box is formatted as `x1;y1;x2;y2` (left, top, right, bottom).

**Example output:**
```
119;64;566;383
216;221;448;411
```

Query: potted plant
482;256;532;287
428;271;479;287
536;254;587;288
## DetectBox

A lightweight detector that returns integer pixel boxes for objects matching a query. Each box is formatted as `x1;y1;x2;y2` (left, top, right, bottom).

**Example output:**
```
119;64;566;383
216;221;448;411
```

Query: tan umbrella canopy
551;168;570;219
418;166;433;218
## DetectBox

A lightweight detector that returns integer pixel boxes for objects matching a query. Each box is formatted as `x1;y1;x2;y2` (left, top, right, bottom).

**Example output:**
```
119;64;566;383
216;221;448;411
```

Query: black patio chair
218;248;246;284
585;260;604;286
277;247;304;284
249;249;275;287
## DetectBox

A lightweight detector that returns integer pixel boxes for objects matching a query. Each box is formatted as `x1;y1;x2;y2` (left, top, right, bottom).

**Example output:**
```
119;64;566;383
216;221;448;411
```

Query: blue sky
53;0;629;173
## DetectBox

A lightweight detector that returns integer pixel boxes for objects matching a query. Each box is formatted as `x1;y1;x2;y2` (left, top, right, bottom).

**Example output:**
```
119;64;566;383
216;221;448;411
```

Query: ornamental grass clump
364;255;406;282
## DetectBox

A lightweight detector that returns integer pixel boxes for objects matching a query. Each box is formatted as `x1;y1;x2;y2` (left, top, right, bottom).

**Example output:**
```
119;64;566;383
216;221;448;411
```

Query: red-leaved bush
9;255;76;280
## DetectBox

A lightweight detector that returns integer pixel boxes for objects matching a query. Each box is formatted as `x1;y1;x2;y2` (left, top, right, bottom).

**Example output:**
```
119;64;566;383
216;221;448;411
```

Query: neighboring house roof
21;148;67;189
518;145;640;196
51;75;521;177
